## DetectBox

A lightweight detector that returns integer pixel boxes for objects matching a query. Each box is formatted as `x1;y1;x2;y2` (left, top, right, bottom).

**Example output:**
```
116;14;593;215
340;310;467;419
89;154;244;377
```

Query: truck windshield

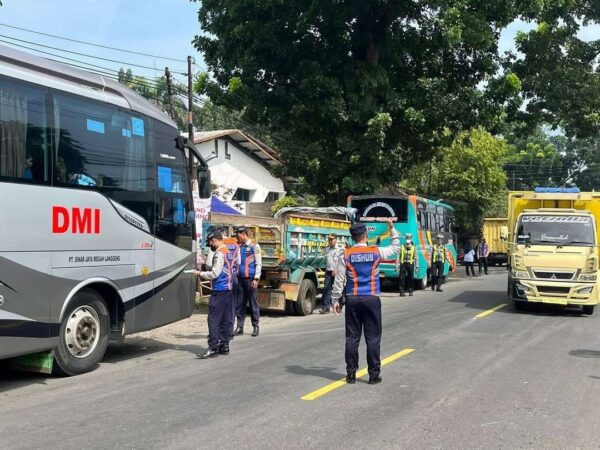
516;215;595;246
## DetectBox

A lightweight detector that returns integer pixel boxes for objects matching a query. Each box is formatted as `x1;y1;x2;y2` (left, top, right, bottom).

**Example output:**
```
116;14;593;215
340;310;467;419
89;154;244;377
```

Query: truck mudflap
257;289;287;311
510;279;599;306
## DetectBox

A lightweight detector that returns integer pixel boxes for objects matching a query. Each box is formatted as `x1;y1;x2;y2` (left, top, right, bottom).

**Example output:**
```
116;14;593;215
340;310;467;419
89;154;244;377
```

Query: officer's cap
235;226;249;235
349;222;367;236
206;231;223;242
436;234;444;240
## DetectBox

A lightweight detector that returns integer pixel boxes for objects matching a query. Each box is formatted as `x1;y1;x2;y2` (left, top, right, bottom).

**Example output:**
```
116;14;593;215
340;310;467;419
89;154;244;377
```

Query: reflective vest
344;245;381;296
212;246;233;291
224;237;240;278
400;245;416;264
432;244;447;263
240;242;257;278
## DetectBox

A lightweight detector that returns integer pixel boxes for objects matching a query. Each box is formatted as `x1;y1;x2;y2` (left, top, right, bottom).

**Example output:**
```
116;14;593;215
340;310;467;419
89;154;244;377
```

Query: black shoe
319;308;330;314
251;326;259;337
218;343;230;355
400;292;406;297
197;348;219;359
235;328;244;335
346;373;356;384
368;376;382;385
409;292;414;296
431;287;435;291
436;288;443;292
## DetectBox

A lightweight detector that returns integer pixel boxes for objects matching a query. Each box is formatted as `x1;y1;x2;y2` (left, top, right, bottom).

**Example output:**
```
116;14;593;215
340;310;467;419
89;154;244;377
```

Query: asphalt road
2;269;600;449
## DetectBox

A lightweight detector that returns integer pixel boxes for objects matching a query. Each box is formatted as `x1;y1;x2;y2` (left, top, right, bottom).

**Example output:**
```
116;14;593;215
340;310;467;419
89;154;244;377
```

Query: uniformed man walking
397;233;416;297
431;234;447;292
234;226;262;337
194;231;234;359
332;218;399;385
224;233;241;338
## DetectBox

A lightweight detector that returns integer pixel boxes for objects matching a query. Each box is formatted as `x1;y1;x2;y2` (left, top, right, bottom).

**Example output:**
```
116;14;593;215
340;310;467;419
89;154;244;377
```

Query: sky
0;0;597;84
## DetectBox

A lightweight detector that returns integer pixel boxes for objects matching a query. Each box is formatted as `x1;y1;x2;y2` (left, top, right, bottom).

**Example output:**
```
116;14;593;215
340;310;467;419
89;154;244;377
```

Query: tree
401;128;508;238
192;1;525;203
507;7;600;138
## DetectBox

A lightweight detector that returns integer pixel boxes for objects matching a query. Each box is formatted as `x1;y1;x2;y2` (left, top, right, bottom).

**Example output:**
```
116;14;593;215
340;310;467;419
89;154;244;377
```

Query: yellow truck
507;188;600;314
482;217;509;266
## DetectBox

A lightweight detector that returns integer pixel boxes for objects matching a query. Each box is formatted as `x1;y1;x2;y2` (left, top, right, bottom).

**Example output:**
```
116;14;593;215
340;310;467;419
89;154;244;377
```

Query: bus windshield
516;215;595;246
351;197;408;222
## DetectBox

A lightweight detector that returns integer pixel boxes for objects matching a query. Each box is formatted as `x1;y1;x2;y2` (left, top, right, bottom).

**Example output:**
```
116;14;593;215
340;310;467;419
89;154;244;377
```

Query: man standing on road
224;233;241;338
397;233;416;297
235;226;262;337
320;233;342;314
332;218;399;385
431;235;447;292
194;231;234;359
477;237;489;275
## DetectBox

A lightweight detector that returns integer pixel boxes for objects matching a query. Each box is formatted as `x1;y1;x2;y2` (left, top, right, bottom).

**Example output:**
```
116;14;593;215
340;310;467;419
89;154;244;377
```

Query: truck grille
533;271;575;280
537;286;571;294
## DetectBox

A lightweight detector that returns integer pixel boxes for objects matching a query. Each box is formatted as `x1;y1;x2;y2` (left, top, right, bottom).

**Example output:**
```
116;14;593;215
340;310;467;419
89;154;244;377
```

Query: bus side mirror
500;226;509;241
197;167;211;199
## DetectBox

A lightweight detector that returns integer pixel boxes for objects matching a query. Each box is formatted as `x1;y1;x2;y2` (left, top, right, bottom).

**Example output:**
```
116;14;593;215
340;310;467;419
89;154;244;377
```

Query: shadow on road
570;349;600;359
285;364;345;382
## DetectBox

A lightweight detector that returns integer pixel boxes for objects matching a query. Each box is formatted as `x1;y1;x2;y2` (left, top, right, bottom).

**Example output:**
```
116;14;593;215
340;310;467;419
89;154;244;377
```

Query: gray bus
0;45;209;375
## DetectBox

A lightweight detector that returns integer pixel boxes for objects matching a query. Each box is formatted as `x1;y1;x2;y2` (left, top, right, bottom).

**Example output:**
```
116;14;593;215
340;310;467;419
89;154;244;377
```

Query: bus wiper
558;240;593;247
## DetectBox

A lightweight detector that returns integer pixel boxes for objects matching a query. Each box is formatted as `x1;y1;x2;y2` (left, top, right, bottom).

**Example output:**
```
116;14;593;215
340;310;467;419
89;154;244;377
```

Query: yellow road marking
475;303;507;318
301;348;415;401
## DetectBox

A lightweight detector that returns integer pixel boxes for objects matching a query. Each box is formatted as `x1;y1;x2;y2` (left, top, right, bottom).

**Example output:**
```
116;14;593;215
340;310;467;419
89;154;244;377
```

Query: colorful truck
208;208;352;315
507;188;600;314
482;217;509;266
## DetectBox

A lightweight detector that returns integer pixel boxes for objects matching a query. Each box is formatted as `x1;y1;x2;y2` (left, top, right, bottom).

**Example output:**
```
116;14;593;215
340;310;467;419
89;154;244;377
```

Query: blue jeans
321;271;334;310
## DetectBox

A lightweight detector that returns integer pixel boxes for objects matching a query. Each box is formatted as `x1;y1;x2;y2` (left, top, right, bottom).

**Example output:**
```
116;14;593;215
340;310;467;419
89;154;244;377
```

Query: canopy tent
211;195;242;215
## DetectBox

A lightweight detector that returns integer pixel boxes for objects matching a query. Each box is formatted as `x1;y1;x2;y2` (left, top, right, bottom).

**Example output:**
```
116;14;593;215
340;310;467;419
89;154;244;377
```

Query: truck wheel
583;305;595;315
54;289;109;376
417;278;427;290
295;279;317;316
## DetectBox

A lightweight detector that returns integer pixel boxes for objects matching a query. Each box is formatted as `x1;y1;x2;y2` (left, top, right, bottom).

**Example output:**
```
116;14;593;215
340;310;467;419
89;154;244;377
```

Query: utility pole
187;56;196;182
165;67;175;121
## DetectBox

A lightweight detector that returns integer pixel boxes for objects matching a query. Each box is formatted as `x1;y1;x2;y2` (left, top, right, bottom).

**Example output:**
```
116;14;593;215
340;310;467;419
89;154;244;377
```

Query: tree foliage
192;0;528;203
401;128;508;237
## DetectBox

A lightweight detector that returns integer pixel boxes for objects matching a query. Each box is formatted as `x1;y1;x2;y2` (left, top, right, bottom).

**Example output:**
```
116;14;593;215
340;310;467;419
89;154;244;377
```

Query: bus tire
417;278;427;290
582;305;595;315
54;289;109;376
295;279;316;316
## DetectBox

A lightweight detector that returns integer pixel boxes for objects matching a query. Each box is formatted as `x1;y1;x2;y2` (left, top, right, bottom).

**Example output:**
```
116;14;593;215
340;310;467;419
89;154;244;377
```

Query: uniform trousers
208;290;232;350
399;263;414;294
321;271;335;310
431;261;445;290
478;257;489;274
345;295;382;378
237;277;260;330
230;277;238;333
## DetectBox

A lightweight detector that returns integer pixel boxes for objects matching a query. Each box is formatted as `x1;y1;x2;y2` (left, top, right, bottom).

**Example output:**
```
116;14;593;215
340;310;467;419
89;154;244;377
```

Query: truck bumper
510;279;599;306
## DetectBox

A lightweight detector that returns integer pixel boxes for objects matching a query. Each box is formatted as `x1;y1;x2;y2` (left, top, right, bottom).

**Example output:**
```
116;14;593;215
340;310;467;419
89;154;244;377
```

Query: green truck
209;207;353;315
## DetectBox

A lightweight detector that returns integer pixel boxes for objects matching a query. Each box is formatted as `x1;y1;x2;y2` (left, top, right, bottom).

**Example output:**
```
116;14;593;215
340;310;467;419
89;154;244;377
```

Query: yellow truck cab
507;188;600;314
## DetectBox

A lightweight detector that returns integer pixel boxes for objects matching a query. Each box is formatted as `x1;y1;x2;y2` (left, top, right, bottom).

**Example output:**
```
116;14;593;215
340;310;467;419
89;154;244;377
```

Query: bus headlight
512;270;530;279
578;273;597;282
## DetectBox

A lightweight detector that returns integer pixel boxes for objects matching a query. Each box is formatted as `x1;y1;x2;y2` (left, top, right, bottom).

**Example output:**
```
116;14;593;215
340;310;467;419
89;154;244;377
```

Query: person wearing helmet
397;233;416;296
431;234;447;292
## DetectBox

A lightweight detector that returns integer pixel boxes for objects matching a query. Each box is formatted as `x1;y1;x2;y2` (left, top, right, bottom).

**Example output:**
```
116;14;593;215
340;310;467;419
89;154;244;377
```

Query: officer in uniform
223;232;241;338
431;234;447;292
397;233;416;297
332;218;399;385
194;231;234;359
235;226;262;337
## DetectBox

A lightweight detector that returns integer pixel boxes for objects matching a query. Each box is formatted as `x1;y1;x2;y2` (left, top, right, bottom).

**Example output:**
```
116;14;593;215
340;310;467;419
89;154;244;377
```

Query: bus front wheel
54;289;109;376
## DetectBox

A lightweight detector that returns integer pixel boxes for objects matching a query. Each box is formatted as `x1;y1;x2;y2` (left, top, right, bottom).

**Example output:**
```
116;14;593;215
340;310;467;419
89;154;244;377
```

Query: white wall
196;139;286;210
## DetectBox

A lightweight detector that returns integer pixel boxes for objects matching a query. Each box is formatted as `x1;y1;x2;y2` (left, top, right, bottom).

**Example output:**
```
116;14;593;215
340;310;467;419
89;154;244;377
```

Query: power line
0;33;187;74
0;22;186;63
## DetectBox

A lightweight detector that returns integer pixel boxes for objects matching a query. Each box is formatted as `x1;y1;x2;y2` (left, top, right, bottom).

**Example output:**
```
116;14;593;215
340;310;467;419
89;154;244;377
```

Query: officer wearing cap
234;226;262;337
320;233;343;314
397;233;417;297
331;218;400;385
193;230;234;359
431;234;447;292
